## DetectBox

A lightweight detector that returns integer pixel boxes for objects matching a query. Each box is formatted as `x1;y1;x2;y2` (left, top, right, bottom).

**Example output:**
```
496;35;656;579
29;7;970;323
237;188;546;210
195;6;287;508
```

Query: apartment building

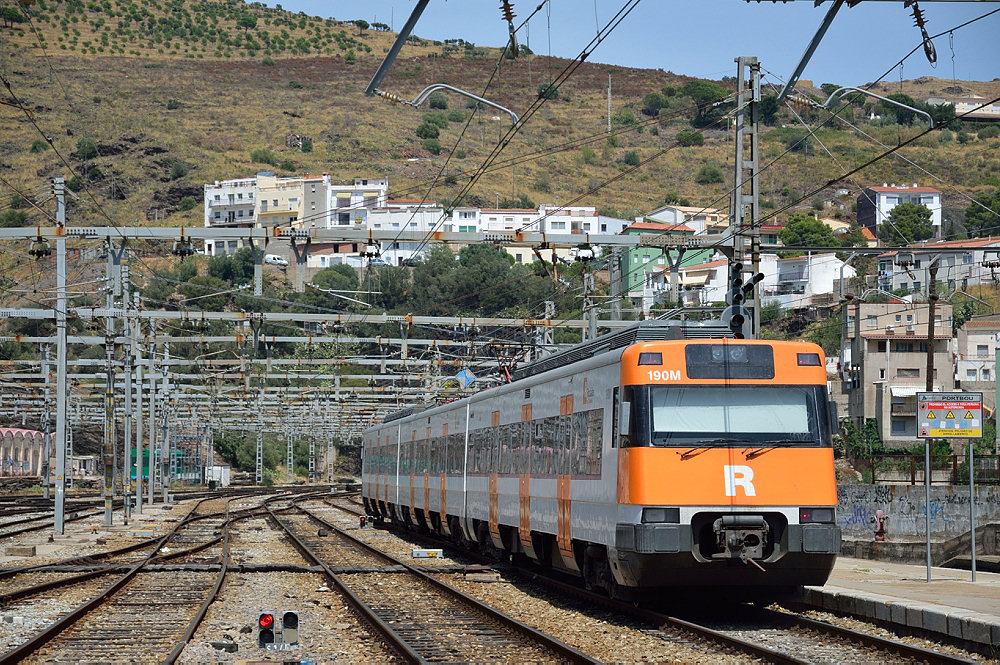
857;183;942;238
842;301;954;445
769;253;855;310
955;314;1000;413
203;177;256;256
645;204;729;235
877;237;1000;295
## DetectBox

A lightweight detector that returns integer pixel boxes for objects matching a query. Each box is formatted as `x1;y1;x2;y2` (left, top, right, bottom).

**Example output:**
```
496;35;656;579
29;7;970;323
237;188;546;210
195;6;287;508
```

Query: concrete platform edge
802;584;1000;647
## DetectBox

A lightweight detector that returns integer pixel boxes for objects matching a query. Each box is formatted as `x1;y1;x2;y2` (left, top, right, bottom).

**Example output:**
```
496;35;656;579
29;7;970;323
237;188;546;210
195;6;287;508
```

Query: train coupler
712;515;769;566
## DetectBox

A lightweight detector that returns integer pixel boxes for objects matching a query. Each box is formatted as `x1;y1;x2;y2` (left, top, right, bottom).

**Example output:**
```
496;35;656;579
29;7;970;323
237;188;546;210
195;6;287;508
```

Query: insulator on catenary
500;0;516;23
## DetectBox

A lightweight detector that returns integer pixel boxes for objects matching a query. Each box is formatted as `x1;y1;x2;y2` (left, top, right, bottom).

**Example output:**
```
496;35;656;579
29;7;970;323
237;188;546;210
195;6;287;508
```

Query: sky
267;1;999;88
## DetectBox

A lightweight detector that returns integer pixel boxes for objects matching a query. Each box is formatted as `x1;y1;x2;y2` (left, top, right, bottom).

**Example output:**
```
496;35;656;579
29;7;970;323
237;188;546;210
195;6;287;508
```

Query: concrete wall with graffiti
838;484;1000;540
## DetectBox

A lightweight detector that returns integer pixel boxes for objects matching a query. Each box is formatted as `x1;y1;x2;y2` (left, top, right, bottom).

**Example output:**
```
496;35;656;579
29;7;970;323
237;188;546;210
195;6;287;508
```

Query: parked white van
264;254;289;267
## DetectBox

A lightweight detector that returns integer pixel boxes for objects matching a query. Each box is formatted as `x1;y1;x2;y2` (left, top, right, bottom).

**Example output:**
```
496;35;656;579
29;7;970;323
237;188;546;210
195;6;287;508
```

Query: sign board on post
915;391;982;585
916;392;983;438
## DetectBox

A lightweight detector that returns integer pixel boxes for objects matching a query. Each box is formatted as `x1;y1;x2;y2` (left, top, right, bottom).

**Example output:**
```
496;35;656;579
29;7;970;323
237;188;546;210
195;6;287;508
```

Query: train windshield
636;385;829;447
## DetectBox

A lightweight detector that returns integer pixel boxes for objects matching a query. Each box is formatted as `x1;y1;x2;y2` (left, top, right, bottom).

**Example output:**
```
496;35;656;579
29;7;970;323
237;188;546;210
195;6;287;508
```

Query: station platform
802;556;1000;648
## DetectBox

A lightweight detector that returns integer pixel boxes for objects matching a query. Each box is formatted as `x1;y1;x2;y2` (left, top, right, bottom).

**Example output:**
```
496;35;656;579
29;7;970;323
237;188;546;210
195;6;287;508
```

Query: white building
325;177;389;229
876;236;1000;295
203;177;257;255
857;184;942;238
769;253;856;310
644;204;729;235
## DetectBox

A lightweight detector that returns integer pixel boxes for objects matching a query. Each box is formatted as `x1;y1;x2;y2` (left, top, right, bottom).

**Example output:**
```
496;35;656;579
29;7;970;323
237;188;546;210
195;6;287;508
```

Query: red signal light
259;613;274;628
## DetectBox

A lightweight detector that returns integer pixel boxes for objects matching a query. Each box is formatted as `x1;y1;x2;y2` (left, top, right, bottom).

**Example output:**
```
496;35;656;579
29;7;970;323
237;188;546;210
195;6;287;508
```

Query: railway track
271;502;598;664
321;499;981;664
0;491;303;664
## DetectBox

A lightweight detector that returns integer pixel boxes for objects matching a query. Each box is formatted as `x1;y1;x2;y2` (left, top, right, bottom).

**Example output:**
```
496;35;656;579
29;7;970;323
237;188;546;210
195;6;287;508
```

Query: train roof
510;319;733;382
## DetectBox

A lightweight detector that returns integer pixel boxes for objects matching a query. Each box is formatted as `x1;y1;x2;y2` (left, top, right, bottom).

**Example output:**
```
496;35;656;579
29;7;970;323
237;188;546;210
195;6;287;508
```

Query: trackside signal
281;610;299;644
257;612;275;646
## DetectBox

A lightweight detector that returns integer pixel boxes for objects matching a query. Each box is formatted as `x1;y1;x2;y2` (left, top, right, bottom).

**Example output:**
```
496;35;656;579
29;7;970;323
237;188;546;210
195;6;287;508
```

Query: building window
967;369;978;381
913;281;921;291
897;368;920;378
272;199;278;207
963;253;972;264
551;221;566;230
984;369;991;381
866;316;877;327
214;212;221;220
891;419;907;434
877;340;886;352
214;194;220;201
934;315;941;326
515;253;523;263
879;368;886;379
978;344;989;357
237;210;244;217
906;314;913;322
895;315;901;322
338;213;350;225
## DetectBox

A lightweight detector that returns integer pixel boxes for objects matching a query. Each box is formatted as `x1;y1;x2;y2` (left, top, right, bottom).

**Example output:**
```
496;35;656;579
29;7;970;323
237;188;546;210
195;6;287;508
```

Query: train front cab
608;339;841;597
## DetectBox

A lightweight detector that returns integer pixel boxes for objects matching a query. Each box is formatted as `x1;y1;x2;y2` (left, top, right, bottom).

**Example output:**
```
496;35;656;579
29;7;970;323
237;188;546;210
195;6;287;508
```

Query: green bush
444;174;457;185
422;138;441;154
581;146;598;165
67;175;83;192
623;150;640;166
288;80;304;89
676;130;704;146
178;196;197;212
447;109;465;123
170;160;189;180
612;108;636;126
300;137;313;152
977;125;1000;140
537;83;559;101
455;148;466;159
428;91;448;109
166;99;182;110
76;137;98;160
278;160;295;171
415;122;440;139
30;139;50;153
422;112;449;129
250;148;278;165
694;163;724;184
261;56;275;65
344;49;355;64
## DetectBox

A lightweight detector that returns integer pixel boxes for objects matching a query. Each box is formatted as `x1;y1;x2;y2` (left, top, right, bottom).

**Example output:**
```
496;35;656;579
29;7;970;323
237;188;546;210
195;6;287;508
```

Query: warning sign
917;392;983;438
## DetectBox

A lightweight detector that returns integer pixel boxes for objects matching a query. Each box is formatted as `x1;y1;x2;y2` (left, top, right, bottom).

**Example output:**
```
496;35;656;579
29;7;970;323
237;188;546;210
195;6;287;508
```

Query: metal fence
867;453;1000;485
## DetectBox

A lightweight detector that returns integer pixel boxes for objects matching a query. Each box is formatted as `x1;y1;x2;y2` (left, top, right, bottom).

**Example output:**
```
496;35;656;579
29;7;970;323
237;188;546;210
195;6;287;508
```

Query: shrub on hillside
415;122;440;139
695;163;724;184
428;91;448;109
422;138;442;154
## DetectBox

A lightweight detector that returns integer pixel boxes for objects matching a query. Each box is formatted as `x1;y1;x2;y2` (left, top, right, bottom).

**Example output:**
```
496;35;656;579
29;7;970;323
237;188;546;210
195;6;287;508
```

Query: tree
964;190;1000;238
681;80;730;127
778;213;837;247
353;19;368;35
675;130;703;146
759;95;779;126
694;163;724;185
236;15;257;35
0;7;25;28
537;83;559;101
427;91;448;109
641;92;664;116
880;93;920;125
877;203;934;244
76;137;98;161
0;209;29;228
415;122;439;139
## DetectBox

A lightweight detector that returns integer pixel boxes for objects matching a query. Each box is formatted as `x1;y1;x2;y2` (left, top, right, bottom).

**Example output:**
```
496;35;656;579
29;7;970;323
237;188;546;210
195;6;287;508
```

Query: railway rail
321;498;980;664
270;502;598;664
0;490;315;664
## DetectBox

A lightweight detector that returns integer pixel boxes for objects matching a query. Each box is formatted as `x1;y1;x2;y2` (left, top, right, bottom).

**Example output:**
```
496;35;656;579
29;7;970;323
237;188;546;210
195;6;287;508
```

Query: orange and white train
362;321;840;598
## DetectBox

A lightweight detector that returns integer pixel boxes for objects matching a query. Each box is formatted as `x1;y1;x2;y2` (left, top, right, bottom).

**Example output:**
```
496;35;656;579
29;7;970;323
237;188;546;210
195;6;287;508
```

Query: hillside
1;0;999;235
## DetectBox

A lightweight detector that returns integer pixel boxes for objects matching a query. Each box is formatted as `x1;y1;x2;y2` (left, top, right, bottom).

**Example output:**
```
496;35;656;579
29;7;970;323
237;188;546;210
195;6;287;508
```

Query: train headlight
641;507;679;523
799;507;835;523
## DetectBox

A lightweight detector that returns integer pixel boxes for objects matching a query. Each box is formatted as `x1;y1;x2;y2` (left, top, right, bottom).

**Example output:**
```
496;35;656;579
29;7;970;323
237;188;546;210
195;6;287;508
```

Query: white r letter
724;465;756;497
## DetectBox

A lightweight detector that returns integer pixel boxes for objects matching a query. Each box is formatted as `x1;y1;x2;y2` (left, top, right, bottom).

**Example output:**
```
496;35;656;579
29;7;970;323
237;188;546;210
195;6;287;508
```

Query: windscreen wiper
743;439;816;460
679;438;748;459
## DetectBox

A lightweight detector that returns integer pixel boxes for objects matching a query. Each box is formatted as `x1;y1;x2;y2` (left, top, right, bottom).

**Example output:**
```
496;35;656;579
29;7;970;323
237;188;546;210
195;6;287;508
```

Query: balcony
208;198;254;209
890;402;916;415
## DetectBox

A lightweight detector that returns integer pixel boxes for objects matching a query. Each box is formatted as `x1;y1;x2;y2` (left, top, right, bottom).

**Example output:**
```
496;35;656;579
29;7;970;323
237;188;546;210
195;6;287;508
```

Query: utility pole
286;427;294;484
41;344;51;500
161;341;170;503
53;177;68;534
607;72;612;135
122;263;132;521
134;306;143;513
103;329;115;526
582;273;596;342
728;56;761;338
255;388;264;486
147;324;157;507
